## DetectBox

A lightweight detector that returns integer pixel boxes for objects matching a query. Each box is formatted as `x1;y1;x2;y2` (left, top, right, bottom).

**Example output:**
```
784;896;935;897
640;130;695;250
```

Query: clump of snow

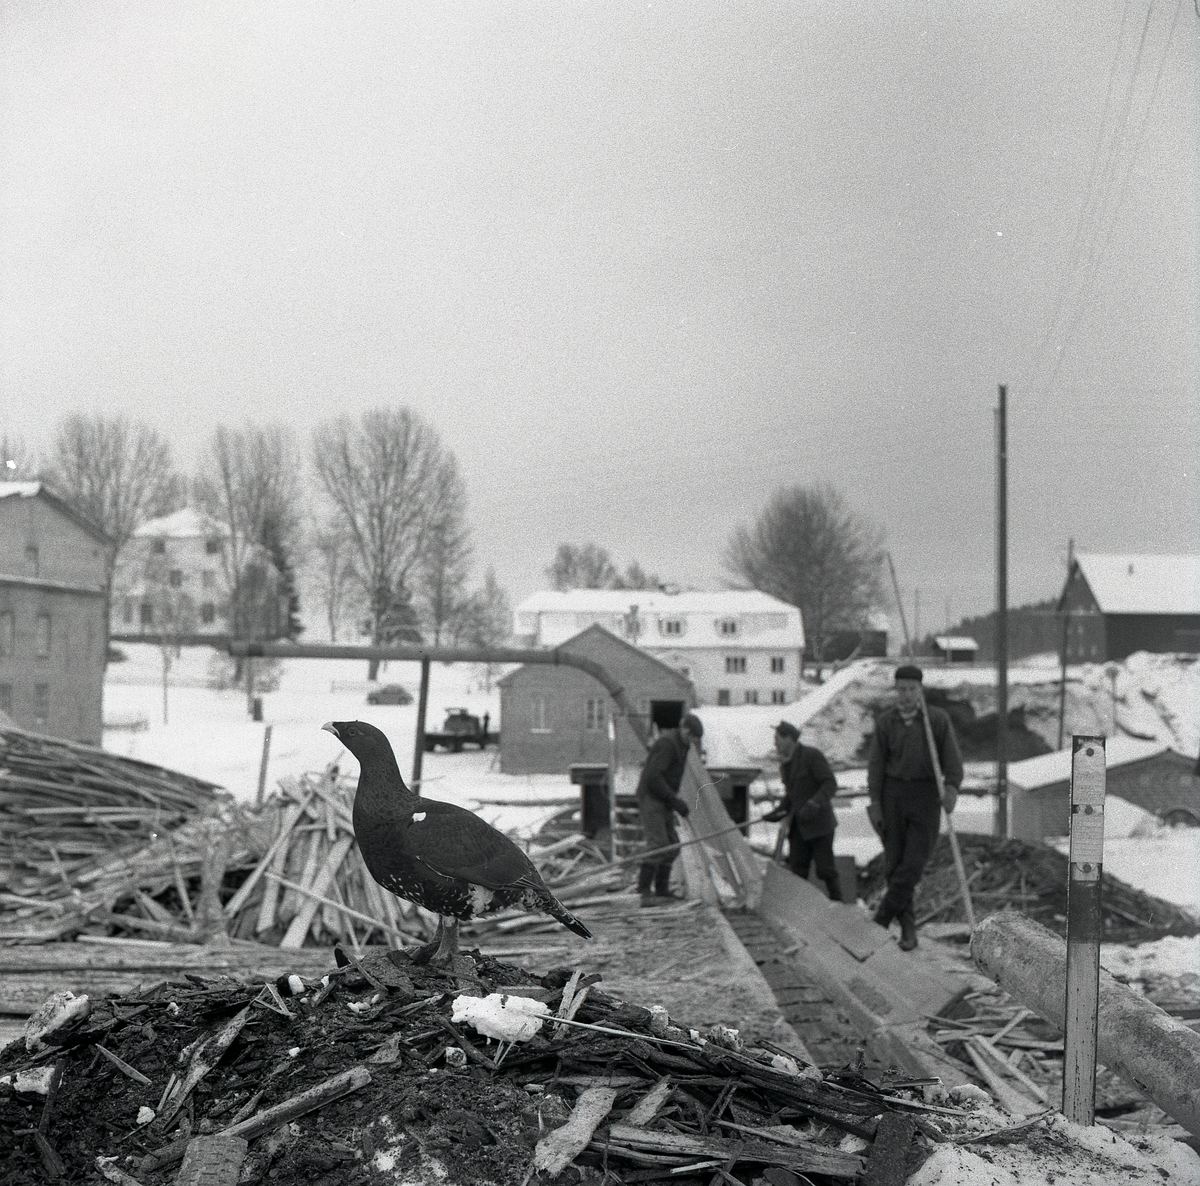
451;993;550;1042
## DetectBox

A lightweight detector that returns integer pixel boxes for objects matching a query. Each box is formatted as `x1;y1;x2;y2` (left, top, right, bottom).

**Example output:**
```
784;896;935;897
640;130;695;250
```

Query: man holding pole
867;665;963;950
635;713;704;906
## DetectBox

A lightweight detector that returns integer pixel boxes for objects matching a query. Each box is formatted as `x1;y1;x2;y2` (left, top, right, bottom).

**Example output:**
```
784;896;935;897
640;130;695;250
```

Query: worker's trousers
787;829;842;901
879;777;941;917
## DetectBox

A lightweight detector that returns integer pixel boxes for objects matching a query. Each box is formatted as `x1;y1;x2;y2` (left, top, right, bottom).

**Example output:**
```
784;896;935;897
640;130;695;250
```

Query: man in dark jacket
635;713;703;904
763;721;842;900
867;664;963;951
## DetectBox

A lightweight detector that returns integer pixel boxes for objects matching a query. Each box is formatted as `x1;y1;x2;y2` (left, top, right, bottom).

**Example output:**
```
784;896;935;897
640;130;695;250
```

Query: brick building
498;624;696;775
0;484;111;742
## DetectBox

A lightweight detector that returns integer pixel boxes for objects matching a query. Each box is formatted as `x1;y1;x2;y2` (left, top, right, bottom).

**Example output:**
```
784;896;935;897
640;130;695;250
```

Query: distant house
513;589;804;706
1059;554;1200;661
111;508;289;641
932;636;979;664
1008;738;1200;841
498;624;696;776
0;483;111;743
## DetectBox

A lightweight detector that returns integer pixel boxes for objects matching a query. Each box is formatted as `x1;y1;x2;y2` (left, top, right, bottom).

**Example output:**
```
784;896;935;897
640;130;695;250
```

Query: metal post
607;716;618;862
995;385;1009;838
256;724;273;808
1063;735;1106;1126
410;656;431;794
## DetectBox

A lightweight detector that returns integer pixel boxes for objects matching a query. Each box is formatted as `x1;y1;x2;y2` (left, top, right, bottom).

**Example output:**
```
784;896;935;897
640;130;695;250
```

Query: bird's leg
409;917;445;966
430;915;459;965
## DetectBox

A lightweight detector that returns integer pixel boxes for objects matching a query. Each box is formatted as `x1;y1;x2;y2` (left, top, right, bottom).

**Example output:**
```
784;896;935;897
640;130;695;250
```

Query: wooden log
175;1134;248;1186
972;911;1200;1137
223;793;313;919
279;835;355;948
861;1113;916;1186
533;1086;617;1179
625;1076;672;1127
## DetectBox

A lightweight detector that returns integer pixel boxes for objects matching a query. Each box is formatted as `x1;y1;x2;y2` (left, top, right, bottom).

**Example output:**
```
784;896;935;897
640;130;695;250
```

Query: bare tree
312;525;359;642
44;414;184;660
193;422;306;647
312;407;456;679
618;560;661;591
457;568;512;691
140;553;198;725
724;483;884;661
415;457;472;646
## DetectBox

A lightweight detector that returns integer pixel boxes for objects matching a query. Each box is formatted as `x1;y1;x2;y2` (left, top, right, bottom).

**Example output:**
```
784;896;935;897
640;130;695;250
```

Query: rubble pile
0;946;1015;1186
859;834;1200;943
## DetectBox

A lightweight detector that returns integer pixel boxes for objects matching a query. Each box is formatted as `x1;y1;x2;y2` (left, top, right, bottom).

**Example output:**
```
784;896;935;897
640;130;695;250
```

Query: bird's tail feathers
541;892;592;939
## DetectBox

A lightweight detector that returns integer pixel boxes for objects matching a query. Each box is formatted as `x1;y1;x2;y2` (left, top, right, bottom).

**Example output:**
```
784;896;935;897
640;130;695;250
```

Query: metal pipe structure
995;384;1009;837
225;639;653;751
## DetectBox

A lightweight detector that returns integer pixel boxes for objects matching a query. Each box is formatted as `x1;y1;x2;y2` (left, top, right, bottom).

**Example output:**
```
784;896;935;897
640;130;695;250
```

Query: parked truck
422;708;499;752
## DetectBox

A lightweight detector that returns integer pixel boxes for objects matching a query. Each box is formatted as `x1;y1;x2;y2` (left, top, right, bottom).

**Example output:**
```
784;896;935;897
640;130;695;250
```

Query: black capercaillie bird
322;720;591;963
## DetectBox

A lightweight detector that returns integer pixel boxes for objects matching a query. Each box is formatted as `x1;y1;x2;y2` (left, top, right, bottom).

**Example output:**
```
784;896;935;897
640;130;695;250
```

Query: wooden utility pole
995;385;1009;838
411;656;431;794
1057;539;1074;749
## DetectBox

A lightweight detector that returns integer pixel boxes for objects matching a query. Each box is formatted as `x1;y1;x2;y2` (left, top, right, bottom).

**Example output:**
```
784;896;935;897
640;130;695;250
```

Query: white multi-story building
513;588;806;706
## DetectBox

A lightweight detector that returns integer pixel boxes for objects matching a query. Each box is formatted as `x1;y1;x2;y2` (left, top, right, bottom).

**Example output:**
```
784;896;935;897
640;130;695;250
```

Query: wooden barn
498;624;696;776
1059;553;1200;662
1008;737;1200;841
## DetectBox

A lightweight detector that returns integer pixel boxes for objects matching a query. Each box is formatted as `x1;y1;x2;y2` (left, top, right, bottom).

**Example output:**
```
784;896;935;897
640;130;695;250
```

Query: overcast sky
2;1;1196;635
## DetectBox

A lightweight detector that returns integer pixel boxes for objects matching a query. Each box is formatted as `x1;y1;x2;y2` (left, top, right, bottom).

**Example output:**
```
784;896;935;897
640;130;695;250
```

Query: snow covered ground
102;645;1200;985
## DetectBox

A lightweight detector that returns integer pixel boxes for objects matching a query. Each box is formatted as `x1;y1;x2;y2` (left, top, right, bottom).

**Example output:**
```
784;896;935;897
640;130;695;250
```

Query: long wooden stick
917;689;976;930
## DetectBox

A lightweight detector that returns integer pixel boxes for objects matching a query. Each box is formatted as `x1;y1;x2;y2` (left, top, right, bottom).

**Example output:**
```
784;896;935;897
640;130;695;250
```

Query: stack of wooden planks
0;727;224;943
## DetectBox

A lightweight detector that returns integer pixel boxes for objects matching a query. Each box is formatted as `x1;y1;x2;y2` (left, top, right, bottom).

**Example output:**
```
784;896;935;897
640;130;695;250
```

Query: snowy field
103;645;1199;985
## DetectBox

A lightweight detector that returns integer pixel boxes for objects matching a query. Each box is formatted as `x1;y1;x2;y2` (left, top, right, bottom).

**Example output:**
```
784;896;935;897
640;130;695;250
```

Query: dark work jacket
866;705;964;807
777;745;838;840
636;729;690;806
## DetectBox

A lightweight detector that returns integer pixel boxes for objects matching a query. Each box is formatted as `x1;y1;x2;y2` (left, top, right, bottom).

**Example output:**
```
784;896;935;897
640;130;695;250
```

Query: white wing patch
468;884;495;914
411;812;427;822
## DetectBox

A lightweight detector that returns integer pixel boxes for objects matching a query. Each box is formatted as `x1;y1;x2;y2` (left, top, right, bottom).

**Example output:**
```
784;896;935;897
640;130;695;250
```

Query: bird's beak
321;722;339;739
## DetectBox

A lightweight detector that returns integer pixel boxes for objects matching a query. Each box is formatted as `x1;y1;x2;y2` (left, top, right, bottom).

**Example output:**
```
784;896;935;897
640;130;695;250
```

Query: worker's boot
654;863;683;900
823;876;843;903
873;901;895;929
898;909;918;951
637;863;657;907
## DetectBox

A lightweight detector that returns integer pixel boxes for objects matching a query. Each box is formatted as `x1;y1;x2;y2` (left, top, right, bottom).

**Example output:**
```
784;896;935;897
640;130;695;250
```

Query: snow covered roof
516;588;801;618
0;481;43;499
934;636;979;651
134;508;227;539
1074;554;1200;615
1007;737;1169;791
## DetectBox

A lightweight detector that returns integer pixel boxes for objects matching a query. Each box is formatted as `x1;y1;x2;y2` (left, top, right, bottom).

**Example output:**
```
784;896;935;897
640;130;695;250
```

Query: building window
771;690;788;705
140;603;154;627
531;695;551;733
724;656;746;674
0;612;12;658
585;698;607;731
0;684;11;714
745;689;758;705
169;570;183;588
202;569;216;589
151;538;166;554
717;689;731;706
200;602;216;624
770;656;786;673
123;599;134;624
25;545;39;576
661;619;682;635
35;614;51;658
33;683;49;726
719;619;738;635
206;538;222;555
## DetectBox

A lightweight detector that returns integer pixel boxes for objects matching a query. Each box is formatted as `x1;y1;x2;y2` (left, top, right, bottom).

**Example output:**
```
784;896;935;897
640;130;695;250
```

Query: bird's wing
409;800;541;890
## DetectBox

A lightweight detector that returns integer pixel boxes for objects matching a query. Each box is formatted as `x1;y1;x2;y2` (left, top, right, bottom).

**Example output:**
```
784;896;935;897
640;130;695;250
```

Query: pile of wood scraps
0;728;224;943
860;834;1200;943
0;946;1007;1186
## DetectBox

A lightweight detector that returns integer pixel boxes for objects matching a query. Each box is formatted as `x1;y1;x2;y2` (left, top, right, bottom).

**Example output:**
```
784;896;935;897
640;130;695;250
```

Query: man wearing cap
635;713;704;905
867;664;963;950
763;721;842;901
